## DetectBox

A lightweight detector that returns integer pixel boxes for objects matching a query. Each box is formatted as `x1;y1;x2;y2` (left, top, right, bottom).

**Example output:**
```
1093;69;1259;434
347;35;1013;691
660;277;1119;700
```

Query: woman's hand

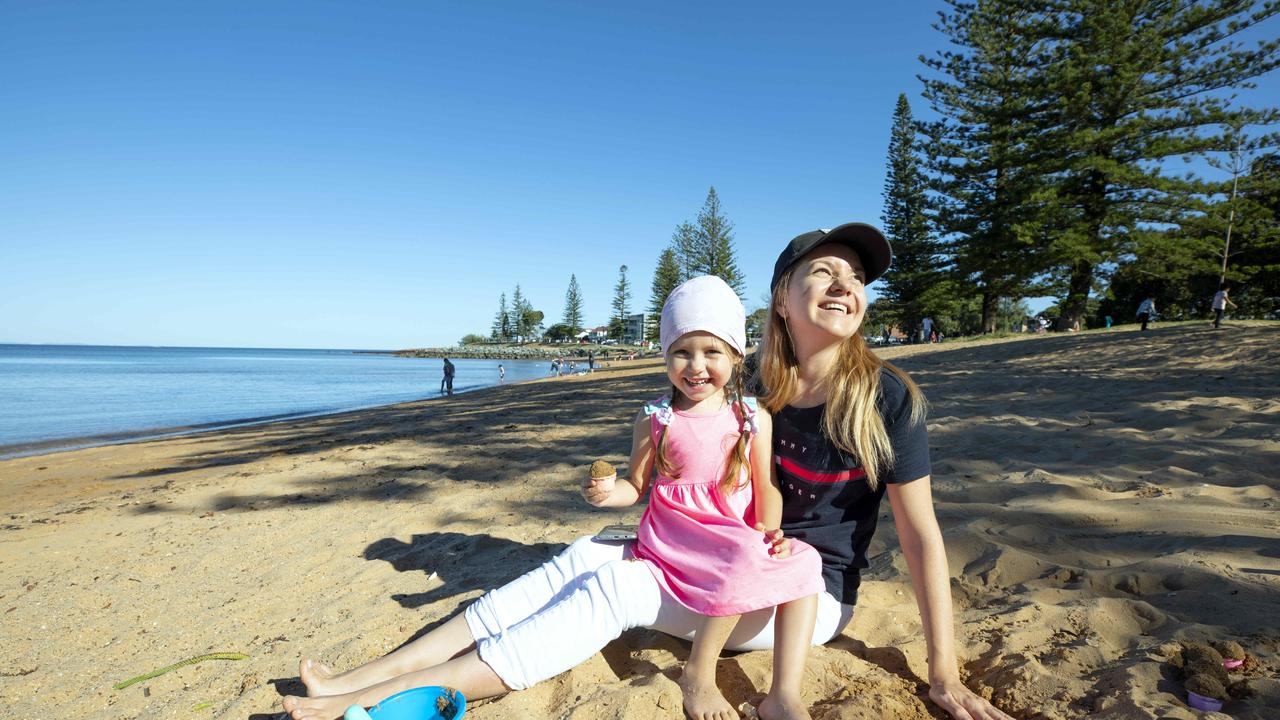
928;675;1015;720
753;523;792;558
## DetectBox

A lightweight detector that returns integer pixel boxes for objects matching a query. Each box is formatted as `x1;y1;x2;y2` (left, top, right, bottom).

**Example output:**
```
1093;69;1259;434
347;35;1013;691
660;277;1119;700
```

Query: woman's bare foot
758;690;810;720
281;691;360;720
679;667;739;720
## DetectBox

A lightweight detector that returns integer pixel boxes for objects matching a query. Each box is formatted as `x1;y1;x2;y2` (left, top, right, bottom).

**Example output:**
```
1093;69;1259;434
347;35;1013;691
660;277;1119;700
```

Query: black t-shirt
769;368;931;605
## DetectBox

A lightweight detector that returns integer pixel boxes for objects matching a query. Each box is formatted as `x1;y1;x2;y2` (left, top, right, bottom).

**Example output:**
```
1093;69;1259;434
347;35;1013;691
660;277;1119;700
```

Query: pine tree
1121;142;1280;320
920;1;1058;333
562;274;584;334
696;187;746;297
1204;122;1280;292
878;94;953;339
1035;0;1280;329
491;292;510;342
1230;153;1280;315
649;247;682;341
510;285;530;342
671;221;701;281
609;265;631;340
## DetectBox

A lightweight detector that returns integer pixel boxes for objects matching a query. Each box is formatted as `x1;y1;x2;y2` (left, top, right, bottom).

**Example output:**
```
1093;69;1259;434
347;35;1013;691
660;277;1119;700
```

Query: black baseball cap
770;222;893;291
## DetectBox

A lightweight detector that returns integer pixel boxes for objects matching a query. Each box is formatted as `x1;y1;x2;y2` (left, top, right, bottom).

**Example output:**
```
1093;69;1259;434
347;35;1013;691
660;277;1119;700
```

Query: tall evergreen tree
562;274;584;333
1203;122;1280;292
491;292;511;341
510;284;531;342
1229;152;1280;315
1118;143;1280;321
649;247;682;341
1035;0;1280;329
879;94;953;338
609;265;631;340
671;221;702;281
921;1;1058;333
696;187;746;297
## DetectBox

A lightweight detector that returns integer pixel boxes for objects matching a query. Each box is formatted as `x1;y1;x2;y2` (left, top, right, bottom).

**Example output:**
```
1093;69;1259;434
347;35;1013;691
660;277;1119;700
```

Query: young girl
585;275;824;720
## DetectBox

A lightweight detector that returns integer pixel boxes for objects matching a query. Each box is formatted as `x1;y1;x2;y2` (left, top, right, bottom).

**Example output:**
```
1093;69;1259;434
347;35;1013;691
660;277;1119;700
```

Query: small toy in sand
1165;640;1254;713
1215;640;1246;670
343;686;464;720
589;460;617;493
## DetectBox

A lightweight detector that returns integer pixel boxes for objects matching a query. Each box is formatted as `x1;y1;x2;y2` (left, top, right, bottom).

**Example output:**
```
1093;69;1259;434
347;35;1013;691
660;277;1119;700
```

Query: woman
751;223;1008;719
281;223;1011;720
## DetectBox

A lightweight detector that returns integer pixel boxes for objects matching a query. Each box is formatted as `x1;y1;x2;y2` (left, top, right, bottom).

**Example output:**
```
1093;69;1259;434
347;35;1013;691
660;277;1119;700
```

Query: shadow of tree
364;531;568;609
127;371;668;514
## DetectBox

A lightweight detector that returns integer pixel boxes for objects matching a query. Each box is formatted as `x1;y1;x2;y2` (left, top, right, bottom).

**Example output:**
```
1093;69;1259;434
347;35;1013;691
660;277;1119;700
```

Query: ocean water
0;344;552;457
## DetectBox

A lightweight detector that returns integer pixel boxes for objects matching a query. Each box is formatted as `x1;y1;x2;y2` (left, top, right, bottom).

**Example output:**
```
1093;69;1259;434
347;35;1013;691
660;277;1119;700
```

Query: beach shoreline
2;324;1277;719
0;374;554;462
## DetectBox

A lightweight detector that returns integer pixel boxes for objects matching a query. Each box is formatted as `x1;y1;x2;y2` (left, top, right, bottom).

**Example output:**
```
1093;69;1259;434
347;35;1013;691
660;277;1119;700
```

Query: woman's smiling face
779;243;868;341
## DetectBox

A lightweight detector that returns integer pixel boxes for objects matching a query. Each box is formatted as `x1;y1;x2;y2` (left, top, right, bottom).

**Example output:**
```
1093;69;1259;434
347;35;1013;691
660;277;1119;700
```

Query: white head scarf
659;275;746;356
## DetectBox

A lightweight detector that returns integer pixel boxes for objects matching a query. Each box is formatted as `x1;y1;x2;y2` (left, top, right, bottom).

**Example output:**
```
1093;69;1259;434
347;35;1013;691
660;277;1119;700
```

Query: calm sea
0;344;551;458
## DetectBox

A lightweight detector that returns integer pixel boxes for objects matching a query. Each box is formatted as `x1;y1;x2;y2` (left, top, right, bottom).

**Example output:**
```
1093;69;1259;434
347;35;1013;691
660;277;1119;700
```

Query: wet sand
2;323;1277;719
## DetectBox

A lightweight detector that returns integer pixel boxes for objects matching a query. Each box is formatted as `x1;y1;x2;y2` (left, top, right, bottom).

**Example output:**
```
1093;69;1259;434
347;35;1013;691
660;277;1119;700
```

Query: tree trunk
981;290;997;334
1057;261;1093;331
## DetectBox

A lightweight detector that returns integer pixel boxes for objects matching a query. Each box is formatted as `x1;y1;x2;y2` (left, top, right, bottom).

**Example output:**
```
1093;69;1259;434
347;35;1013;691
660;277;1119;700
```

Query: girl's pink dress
632;396;824;616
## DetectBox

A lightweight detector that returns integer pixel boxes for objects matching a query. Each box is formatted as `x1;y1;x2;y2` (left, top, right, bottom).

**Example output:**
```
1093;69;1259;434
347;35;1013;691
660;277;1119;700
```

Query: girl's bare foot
758;691;810;720
299;658;342;696
679;668;739;720
281;691;359;720
300;657;380;698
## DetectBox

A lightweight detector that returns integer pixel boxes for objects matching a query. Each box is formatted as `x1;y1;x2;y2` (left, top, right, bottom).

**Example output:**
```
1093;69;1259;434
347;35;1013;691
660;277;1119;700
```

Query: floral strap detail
739;396;760;435
642;395;674;426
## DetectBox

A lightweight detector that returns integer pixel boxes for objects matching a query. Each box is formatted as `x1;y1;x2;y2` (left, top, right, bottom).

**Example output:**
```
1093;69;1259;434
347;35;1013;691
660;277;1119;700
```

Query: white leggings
464;535;854;690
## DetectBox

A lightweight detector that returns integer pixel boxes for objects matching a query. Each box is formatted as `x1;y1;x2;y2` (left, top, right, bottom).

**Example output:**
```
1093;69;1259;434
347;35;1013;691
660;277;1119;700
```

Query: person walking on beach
281;224;1014;720
587;351;595;373
922;316;934;343
440;358;455;395
1136;297;1156;331
1211;283;1237;328
498;364;505;383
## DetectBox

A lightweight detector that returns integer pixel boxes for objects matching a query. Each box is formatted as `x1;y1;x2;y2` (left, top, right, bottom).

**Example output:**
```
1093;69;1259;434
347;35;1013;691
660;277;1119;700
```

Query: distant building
587;326;609;342
624;313;655;344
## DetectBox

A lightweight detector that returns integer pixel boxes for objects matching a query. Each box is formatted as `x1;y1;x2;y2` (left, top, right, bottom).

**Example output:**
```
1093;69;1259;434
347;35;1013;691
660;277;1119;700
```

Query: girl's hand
580;476;612;506
928;676;1015;720
753;523;792;558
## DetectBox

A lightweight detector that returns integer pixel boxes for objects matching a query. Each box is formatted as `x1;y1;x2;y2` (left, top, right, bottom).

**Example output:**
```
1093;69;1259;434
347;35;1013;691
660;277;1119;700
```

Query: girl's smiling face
779;244;868;341
665;331;736;411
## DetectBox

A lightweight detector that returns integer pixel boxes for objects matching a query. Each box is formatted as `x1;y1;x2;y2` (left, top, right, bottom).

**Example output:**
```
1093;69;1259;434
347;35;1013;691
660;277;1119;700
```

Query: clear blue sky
3;2;1276;349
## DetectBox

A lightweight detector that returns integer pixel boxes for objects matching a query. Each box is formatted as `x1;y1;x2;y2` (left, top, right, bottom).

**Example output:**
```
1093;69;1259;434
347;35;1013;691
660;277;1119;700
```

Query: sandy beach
2;323;1277;720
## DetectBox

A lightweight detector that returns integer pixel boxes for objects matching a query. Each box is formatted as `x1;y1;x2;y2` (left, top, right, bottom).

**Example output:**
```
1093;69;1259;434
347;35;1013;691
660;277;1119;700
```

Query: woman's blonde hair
653;335;753;495
756;268;926;491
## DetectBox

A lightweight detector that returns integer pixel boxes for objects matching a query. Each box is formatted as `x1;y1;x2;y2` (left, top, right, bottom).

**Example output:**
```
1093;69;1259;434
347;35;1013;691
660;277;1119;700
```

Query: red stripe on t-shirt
776;455;866;484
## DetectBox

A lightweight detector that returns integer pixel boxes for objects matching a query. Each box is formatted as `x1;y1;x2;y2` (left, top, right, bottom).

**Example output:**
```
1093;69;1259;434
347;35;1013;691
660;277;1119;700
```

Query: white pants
464;535;854;690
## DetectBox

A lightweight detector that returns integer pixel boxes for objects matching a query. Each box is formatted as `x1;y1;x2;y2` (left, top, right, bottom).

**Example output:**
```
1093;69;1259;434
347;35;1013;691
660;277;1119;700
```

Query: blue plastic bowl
343;686;466;720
